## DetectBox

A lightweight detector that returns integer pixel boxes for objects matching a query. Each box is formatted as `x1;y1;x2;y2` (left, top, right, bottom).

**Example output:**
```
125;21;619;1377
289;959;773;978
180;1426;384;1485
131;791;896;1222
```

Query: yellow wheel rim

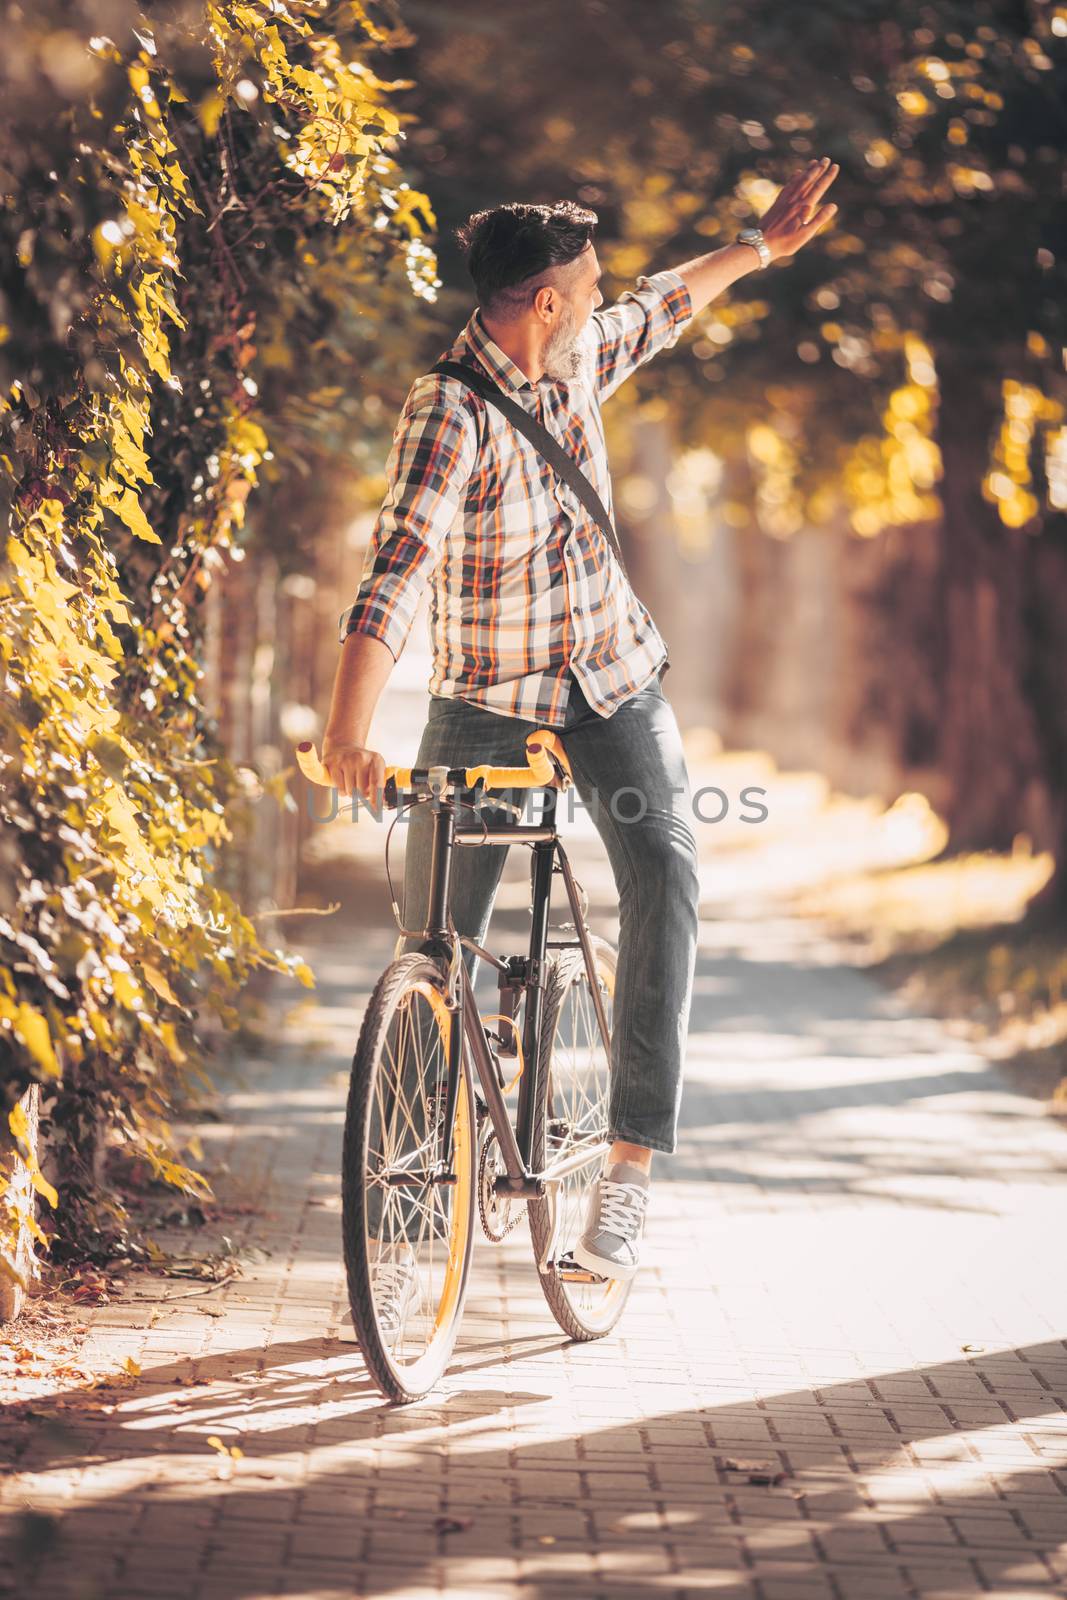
407;981;472;1337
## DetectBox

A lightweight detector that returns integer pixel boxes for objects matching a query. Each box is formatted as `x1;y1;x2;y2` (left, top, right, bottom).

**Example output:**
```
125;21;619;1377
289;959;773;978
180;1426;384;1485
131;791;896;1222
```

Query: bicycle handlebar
295;731;566;794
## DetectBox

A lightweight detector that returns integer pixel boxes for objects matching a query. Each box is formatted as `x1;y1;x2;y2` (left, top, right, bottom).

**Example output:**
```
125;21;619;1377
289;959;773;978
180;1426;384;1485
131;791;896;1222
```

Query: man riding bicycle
320;165;839;1283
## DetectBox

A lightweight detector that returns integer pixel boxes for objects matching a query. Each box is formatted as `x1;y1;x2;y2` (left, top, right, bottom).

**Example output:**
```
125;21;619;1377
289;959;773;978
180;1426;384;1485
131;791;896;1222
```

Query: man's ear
532;283;557;323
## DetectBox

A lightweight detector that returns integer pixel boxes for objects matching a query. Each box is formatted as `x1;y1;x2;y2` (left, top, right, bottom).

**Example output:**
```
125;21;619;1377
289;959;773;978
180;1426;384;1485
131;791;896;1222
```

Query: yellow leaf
230;416;268;457
293;960;315;990
0;1259;28;1292
114;488;161;544
111;421;152;485
123;1356;141;1377
86;1008;113;1049
25;1210;50;1248
159;1022;187;1064
112;971;143;1010
117;397;148;447
199;93;224;137
12;1005;60;1077
30;1167;59;1210
8;1103;28;1143
142;964;180;1006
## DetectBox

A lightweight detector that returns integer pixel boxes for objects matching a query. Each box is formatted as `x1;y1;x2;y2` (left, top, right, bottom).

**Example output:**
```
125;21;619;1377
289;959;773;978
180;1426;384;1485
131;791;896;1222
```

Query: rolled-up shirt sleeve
338;381;477;659
589;268;694;403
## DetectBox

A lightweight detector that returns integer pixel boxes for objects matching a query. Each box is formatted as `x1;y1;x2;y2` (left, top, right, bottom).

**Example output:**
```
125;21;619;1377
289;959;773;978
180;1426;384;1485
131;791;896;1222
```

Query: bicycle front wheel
527;937;633;1339
341;953;476;1403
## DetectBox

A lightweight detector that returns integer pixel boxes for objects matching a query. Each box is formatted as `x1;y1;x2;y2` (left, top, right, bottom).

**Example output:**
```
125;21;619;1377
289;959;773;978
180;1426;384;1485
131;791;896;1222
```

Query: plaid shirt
339;268;694;727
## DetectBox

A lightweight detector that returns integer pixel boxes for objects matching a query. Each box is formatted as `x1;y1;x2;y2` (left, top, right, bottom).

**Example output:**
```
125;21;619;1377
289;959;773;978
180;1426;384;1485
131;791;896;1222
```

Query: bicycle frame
413;783;613;1202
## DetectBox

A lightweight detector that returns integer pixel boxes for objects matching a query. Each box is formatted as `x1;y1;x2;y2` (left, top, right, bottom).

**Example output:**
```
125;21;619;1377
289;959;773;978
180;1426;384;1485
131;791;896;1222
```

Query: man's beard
541;302;585;382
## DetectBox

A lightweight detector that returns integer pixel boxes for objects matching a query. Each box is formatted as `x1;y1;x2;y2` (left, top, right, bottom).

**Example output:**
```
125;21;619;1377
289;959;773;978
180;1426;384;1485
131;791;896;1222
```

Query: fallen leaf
123;1357;141;1377
206;1435;244;1460
720;1455;788;1485
433;1516;473;1535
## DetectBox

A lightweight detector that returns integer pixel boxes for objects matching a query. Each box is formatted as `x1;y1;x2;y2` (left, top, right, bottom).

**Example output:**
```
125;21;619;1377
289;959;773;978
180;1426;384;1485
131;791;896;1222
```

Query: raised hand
760;156;840;263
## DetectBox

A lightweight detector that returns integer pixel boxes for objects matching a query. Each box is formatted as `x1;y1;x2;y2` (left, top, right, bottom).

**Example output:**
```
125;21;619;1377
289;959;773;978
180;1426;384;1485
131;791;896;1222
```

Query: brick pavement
3;652;1067;1599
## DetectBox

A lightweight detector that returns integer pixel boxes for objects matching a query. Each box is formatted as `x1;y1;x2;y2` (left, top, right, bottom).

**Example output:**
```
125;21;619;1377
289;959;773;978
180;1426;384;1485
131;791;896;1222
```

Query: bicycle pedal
555;1251;608;1285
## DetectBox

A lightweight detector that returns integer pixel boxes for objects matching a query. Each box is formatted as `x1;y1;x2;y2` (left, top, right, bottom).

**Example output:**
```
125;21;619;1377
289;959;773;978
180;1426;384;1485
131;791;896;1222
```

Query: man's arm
590;271;695;401
675;156;840;316
321;379;476;802
588;151;839;398
671;242;766;319
322;632;395;803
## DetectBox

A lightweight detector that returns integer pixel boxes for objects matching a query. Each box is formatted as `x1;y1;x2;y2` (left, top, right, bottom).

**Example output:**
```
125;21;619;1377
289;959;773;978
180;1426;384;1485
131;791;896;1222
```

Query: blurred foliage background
390;0;1066;883
1;0;1065;1284
0;0;435;1281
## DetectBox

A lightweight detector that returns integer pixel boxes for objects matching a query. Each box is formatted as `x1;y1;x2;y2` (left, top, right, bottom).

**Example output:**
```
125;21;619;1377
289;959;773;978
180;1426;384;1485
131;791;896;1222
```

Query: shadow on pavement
3;1325;1066;1599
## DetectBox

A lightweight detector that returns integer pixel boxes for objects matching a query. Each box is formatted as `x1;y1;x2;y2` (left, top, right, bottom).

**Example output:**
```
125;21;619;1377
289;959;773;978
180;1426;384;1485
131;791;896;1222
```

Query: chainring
477;1124;525;1243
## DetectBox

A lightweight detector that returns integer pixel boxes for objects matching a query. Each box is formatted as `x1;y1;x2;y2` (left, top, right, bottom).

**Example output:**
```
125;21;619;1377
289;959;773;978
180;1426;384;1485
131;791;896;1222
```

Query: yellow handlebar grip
295;730;562;793
295;742;408;791
296;742;333;786
467;738;555;791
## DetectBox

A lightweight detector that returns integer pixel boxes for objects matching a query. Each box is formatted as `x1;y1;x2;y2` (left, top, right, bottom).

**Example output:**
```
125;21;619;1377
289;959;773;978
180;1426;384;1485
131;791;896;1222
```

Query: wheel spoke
530;946;626;1336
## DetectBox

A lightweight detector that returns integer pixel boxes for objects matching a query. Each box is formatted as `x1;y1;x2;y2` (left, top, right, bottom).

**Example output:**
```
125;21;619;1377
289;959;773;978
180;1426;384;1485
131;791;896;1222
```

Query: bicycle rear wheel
341;953;476;1402
527;937;633;1339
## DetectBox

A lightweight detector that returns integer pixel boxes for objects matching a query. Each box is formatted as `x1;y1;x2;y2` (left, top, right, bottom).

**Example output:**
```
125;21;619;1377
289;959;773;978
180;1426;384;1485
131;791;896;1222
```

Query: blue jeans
396;668;699;1156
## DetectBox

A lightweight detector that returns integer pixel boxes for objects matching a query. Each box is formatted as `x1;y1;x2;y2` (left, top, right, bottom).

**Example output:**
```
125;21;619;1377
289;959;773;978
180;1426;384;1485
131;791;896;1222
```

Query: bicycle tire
527;937;633;1339
341;952;477;1402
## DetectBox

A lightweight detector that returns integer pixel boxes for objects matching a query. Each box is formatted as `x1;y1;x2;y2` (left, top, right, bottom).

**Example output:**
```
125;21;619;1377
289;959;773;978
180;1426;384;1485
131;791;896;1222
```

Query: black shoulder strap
430;359;627;572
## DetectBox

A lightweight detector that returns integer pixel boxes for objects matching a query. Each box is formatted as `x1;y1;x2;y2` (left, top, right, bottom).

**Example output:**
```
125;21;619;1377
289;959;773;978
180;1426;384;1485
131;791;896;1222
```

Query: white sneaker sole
569;1239;639;1283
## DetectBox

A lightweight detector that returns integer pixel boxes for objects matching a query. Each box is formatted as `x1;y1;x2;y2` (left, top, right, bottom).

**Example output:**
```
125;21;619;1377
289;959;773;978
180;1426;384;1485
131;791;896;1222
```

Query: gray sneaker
570;1161;651;1282
371;1253;419;1338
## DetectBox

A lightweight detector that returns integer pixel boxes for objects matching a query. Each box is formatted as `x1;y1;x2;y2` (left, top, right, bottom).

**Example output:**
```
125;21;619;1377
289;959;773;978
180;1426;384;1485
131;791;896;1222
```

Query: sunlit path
5;730;1065;1599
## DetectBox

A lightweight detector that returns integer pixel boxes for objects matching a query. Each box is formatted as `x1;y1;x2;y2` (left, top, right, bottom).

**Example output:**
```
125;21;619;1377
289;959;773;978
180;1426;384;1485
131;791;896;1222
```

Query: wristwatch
736;227;772;269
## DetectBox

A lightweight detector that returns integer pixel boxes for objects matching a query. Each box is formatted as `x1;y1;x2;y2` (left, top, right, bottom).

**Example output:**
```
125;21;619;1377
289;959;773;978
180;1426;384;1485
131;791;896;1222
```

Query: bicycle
295;728;633;1403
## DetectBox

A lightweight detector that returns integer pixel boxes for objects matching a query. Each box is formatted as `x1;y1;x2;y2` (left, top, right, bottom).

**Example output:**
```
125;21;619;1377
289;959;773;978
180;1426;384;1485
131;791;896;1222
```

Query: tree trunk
717;454;775;744
1022;529;1067;910
933;352;1045;854
0;1082;40;1322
